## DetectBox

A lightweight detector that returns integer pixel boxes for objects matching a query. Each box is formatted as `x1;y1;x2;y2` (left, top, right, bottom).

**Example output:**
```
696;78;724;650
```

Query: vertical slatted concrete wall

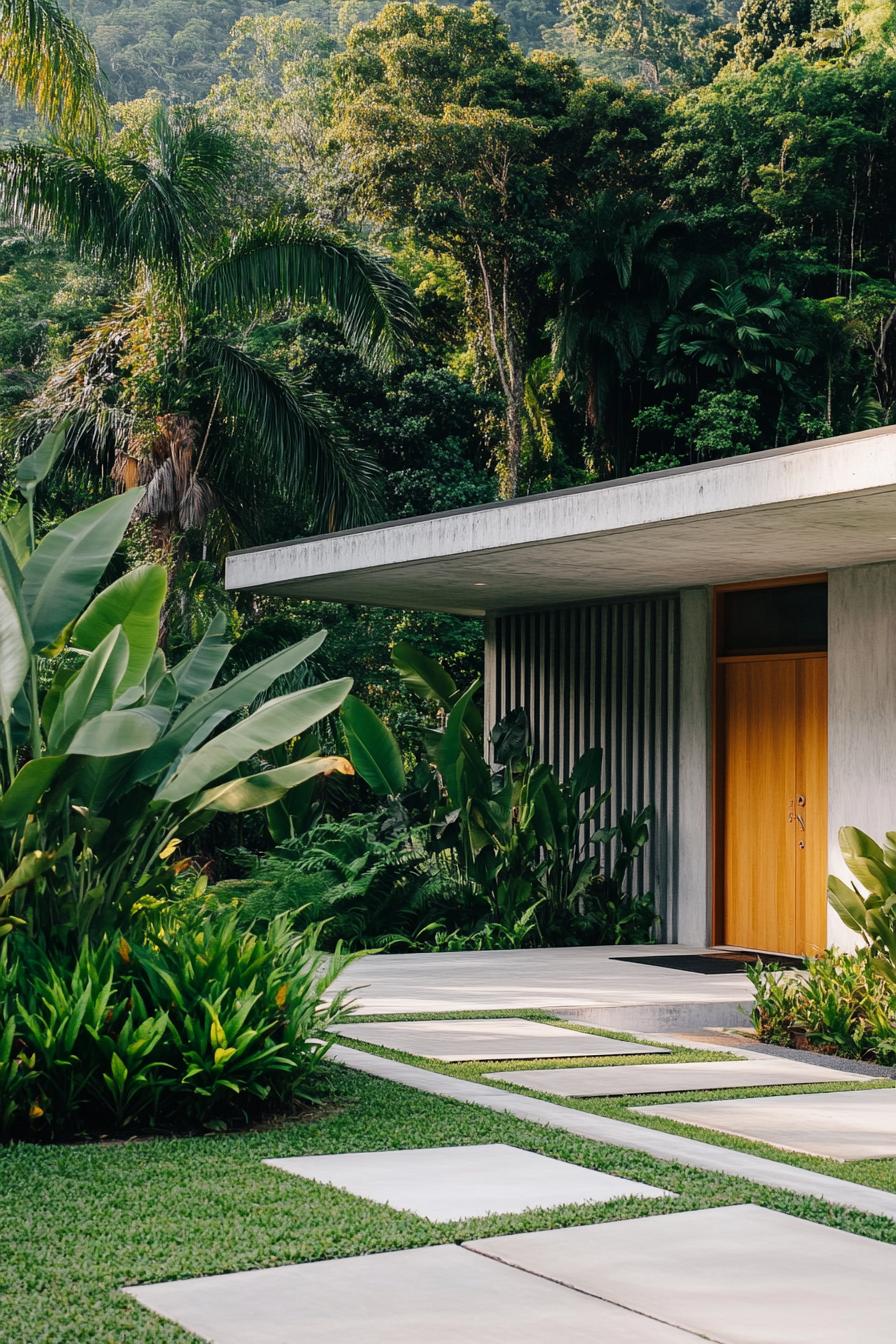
485;597;680;936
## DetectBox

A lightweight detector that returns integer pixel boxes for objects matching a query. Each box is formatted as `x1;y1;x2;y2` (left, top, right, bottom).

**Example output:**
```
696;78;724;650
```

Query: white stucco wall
827;562;896;949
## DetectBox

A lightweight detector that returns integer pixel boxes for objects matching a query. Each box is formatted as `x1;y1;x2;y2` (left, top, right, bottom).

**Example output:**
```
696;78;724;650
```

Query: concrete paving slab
331;944;753;1021
634;1086;896;1159
264;1143;669;1219
127;1243;700;1343
485;1057;879;1097
466;1204;896;1343
332;1016;668;1061
332;1042;896;1220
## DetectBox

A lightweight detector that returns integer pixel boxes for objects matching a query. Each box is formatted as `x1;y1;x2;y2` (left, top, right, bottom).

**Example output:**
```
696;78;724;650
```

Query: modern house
226;427;896;959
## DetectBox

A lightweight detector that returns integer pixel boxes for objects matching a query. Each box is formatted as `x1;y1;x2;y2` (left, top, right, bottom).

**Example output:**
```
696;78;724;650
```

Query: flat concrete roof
226;426;896;615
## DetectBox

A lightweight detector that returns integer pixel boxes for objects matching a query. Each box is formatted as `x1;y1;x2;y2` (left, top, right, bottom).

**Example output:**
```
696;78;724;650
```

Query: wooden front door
717;653;828;956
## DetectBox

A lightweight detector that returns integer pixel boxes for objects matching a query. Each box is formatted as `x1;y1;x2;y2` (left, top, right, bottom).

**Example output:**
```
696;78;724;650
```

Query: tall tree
0;0;108;134
0;103;415;550
333;0;663;496
550;190;693;474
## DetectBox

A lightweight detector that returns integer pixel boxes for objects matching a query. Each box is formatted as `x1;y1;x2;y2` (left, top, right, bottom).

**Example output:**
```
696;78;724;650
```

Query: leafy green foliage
748;823;896;1061
0;910;361;1136
0;0;108;135
1;103;414;541
340;692;406;796
0;427;354;945
219;814;465;949
828;825;896;985
260;639;658;946
748;950;896;1063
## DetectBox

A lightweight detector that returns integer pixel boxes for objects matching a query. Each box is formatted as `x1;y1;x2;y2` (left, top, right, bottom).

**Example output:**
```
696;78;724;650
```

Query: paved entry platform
635;1086;896;1159
486;1057;877;1097
332;1017;668;1061
265;1144;669;1220
467;1204;896;1342
331;945;753;1029
128;1242;695;1343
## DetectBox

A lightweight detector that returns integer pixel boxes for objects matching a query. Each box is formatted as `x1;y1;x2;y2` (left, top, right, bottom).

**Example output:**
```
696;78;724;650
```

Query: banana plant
829;826;896;986
392;642;655;942
0;424;354;944
392;646;545;922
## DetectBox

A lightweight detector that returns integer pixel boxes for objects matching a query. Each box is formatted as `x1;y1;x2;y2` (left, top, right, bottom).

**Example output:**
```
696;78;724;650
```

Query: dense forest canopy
1;0;896;703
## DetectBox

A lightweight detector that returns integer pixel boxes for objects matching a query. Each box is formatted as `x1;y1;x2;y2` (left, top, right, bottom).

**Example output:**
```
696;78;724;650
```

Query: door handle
788;798;806;830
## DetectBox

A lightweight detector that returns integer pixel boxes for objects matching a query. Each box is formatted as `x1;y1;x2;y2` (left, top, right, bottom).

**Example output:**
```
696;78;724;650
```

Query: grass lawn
5;1060;896;1343
335;1011;896;1194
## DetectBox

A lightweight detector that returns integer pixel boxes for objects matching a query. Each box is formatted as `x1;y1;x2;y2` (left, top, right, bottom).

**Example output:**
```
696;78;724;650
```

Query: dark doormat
610;951;806;974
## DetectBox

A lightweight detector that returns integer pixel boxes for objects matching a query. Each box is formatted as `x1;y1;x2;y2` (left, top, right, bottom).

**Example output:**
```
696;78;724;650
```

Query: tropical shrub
218;813;467;949
827;825;896;986
0;425;353;947
747;950;896;1064
0;910;361;1138
328;642;658;948
390;644;658;944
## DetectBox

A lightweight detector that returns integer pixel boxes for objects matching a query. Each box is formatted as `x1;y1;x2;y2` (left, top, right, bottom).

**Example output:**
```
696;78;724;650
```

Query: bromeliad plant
0;424;354;946
0;911;362;1137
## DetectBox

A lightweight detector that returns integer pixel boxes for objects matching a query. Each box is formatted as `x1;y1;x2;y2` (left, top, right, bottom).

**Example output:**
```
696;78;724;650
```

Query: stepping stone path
127;1204;896;1342
332;1017;668;1061
265;1143;670;1220
486;1056;879;1097
636;1084;896;1160
128;1241;696;1343
466;1204;896;1341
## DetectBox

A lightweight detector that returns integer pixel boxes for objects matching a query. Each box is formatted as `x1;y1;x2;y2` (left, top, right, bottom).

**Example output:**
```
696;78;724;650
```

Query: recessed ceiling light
473;581;487;587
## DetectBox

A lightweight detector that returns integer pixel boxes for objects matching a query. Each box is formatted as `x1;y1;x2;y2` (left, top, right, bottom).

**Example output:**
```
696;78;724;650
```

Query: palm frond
10;302;140;466
117;106;240;284
194;219;416;370
202;336;382;529
0;142;125;262
0;0;108;136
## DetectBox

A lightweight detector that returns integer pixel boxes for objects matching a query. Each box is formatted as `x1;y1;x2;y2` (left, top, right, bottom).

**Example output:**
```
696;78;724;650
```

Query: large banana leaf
392;639;483;739
22;488;144;651
0;528;30;635
184;754;354;817
155;677;352;804
134;628;327;783
171;612;231;703
47;626;129;752
0;570;28;721
340;694;406;796
15;422;67;499
569;747;604;800
0;508;30;567
392;640;458;708
0;756;65;828
827;874;869;935
72;564;167;692
435;680;484;809
68;705;168;757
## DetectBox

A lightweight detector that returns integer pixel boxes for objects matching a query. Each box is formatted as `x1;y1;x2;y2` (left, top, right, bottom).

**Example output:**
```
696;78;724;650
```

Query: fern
219;814;467;950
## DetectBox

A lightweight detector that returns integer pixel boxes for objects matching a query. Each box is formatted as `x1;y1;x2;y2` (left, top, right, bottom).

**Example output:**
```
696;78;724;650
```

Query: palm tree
0;0;108;135
657;278;810;387
0;104;416;545
550;190;693;476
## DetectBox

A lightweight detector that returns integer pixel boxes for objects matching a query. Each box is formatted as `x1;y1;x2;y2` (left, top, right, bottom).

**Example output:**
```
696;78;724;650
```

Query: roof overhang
226;428;896;616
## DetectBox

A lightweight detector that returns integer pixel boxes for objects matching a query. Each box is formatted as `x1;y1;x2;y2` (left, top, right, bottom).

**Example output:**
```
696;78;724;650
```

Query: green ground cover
336;1012;896;1194
5;1061;896;1343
